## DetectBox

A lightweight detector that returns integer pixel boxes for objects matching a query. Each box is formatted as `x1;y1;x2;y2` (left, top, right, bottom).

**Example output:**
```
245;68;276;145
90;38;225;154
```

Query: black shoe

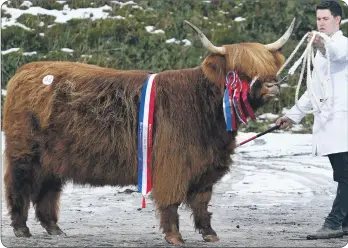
343;226;348;235
306;226;343;240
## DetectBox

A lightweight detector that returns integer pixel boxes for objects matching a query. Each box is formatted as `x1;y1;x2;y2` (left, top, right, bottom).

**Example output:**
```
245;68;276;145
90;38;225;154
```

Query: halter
223;71;256;131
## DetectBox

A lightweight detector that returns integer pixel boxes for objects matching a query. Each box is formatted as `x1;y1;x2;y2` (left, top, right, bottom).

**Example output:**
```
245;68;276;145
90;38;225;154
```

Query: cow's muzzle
262;82;280;101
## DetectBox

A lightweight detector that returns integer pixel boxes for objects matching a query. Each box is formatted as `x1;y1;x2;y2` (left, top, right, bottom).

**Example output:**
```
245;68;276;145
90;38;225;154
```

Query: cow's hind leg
4;153;34;237
159;203;184;245
32;175;64;235
187;186;219;242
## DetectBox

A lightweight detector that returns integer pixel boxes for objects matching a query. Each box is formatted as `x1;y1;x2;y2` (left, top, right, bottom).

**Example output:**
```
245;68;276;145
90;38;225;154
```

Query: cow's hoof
43;222;66;236
47;228;65;236
165;237;185;245
165;232;185;245
203;234;219;242
13;227;32;238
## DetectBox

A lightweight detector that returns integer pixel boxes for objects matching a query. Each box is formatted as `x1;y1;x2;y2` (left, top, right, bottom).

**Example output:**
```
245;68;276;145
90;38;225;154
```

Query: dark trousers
324;152;348;228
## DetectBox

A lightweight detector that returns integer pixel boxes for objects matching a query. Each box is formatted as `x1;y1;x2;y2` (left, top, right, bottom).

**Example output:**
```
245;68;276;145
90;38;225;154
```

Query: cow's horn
184;20;226;55
264;18;296;51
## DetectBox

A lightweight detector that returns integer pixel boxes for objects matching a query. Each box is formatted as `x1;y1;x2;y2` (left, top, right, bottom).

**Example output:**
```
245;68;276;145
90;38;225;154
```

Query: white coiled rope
277;31;332;114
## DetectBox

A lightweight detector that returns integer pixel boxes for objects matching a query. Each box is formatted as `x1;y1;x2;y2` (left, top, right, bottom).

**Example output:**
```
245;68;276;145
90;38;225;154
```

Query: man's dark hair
316;0;343;21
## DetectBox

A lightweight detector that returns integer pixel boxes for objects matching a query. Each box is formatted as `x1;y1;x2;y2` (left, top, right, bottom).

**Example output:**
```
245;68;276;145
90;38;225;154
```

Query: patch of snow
181;39;191;46
1;48;20;55
151;29;164;34
20;1;32;8
22;51;37;56
145;26;154;32
1;4;114;31
145;26;164;34
258;113;279;120
132;5;143;10
1;18;32;31
61;48;74;53
166;38;191;46
291;124;304;132
110;1;137;8
234;17;246;22
165;38;177;44
280;83;290;88
111;15;125;20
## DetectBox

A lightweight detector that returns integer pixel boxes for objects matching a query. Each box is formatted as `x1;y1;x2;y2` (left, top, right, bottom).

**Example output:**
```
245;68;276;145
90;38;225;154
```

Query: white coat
285;30;348;156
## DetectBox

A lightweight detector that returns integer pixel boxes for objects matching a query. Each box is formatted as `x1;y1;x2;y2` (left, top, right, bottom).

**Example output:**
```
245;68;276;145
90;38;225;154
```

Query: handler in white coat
276;0;348;240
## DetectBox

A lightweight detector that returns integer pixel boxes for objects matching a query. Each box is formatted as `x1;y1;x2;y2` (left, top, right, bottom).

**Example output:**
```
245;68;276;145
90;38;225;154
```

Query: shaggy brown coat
3;42;285;242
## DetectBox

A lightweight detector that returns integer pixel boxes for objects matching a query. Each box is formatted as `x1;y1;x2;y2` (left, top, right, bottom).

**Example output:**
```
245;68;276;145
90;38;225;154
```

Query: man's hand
308;31;325;49
275;116;293;130
307;31;326;55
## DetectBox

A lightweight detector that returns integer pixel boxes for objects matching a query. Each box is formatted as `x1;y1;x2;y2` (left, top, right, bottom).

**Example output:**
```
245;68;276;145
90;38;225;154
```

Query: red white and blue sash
138;74;157;208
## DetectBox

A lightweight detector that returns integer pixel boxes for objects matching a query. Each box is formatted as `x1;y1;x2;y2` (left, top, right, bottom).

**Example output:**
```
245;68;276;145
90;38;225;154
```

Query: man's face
316;9;341;36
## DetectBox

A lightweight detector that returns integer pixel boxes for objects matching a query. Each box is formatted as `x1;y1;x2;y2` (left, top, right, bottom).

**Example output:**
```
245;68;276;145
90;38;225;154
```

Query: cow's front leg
187;186;219;242
159;203;184;245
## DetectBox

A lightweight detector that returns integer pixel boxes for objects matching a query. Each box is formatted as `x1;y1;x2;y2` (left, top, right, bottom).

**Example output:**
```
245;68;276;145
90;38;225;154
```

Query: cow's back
3;61;150;185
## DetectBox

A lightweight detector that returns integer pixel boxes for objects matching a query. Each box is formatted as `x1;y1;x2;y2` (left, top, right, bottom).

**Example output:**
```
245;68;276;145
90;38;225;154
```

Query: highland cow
3;20;295;245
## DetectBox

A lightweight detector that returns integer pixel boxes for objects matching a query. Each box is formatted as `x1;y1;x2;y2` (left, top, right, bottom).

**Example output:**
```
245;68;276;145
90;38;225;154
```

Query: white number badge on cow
42;75;54;85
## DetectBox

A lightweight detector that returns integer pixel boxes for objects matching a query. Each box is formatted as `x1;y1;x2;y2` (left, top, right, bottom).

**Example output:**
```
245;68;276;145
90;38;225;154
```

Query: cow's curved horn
264;18;296;51
184;20;226;55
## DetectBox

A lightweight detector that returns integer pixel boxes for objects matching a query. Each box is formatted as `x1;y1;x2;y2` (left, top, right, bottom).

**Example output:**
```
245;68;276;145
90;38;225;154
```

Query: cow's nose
266;82;280;88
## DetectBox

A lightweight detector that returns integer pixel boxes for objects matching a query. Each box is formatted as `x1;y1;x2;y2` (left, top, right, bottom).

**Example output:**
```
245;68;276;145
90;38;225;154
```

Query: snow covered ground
1;131;348;247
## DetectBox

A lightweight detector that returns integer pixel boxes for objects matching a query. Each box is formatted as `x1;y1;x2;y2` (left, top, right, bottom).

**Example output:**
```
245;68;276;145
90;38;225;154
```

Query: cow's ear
202;54;226;89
